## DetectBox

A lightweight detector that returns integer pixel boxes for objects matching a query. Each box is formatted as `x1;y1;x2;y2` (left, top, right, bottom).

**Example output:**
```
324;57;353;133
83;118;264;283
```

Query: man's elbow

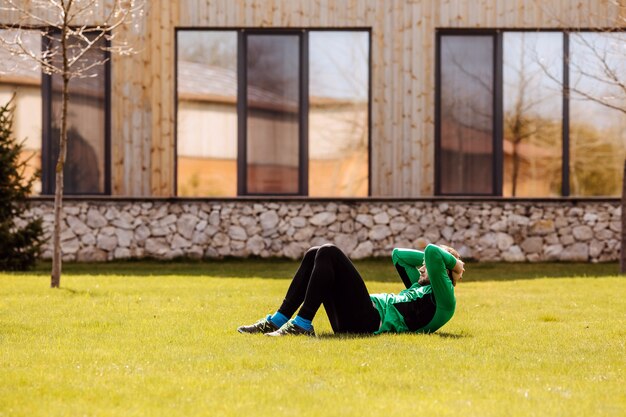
424;244;439;256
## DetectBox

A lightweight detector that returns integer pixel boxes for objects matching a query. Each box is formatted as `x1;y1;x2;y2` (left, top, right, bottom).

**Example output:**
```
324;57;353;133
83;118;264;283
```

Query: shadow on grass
315;331;470;339
435;331;471;339
58;286;106;297
5;258;620;282
316;332;377;339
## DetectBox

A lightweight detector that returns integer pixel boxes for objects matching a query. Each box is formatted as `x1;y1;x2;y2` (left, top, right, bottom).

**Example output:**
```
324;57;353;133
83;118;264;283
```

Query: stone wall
22;199;621;262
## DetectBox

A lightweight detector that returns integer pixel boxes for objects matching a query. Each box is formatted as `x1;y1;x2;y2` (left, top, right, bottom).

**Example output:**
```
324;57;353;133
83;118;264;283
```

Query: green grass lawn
1;260;624;417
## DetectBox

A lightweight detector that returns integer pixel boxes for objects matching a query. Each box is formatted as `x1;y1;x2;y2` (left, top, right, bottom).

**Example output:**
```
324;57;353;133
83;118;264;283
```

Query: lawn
0;260;624;417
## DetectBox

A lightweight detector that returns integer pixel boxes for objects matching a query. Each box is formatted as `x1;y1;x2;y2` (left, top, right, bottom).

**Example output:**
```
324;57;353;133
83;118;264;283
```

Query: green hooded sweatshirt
370;244;458;334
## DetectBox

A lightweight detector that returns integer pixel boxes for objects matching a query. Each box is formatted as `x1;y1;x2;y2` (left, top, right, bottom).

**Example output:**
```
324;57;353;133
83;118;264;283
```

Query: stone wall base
21;199;621;262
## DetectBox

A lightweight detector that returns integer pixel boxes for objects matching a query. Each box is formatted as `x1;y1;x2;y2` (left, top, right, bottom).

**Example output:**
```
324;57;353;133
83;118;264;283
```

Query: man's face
418;264;430;286
418;264;428;279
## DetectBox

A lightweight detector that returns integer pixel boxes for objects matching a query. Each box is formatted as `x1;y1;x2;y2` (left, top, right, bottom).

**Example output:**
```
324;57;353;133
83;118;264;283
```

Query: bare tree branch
66;0;98;25
571;33;626;96
535;50;626;116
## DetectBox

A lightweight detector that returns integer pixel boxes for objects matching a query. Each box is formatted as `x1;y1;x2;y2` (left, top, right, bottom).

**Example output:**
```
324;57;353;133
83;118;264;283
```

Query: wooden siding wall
2;0;624;196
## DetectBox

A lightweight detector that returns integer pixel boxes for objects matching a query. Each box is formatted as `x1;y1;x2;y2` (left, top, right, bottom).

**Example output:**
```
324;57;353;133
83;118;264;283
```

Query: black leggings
277;244;381;334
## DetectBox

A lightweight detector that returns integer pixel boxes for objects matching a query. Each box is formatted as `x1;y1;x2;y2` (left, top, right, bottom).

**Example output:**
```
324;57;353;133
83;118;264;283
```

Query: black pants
277;244;381;334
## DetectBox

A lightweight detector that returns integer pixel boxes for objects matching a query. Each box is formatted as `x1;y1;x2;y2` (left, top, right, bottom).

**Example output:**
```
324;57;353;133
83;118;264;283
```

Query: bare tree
0;0;143;287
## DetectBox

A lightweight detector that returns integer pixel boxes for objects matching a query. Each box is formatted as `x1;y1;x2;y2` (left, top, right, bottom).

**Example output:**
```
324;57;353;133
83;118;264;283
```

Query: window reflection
569;32;626;197
175;30;371;197
0;30;42;195
503;32;562;197
177;31;237;197
440;35;494;194
49;32;106;194
308;31;369;197
246;34;300;194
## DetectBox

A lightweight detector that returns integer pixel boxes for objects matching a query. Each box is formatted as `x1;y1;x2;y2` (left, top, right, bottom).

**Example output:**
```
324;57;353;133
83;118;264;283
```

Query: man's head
417;245;462;287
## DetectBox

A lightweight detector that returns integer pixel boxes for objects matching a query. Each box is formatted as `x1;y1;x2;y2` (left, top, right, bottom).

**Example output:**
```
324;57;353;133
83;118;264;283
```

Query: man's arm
424;244;458;310
392;248;425;289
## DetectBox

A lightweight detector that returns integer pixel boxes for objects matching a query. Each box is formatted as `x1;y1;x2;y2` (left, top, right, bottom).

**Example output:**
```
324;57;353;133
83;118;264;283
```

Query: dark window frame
237;28;308;196
435;28;622;197
435;30;501;196
174;27;372;197
40;28;112;196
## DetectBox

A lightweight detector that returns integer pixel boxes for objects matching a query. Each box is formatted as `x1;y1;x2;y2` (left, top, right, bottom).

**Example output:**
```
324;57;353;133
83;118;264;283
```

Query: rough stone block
559;243;589;262
572;225;593;241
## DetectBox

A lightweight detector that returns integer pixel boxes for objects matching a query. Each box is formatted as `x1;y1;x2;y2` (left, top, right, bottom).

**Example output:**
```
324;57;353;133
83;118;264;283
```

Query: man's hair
439;244;461;287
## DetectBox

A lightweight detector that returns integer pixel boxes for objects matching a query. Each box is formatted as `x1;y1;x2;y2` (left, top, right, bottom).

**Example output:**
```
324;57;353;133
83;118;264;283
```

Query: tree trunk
511;141;519;197
619;160;626;274
51;23;70;288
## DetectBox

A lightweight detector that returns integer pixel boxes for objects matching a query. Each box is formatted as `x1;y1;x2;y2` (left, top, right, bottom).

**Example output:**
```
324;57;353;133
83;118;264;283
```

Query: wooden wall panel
111;11;151;196
2;0;623;197
411;2;428;195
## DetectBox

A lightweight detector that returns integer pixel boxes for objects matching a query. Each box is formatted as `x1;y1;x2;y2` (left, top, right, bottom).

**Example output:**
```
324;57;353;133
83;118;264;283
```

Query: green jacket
370;244;457;334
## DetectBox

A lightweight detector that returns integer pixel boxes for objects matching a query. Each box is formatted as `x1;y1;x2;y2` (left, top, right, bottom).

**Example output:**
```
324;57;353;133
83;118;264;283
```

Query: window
503;32;562;197
309;32;369;197
0;29;110;195
0;30;42;194
176;29;370;197
436;30;626;197
569;32;626;196
245;33;302;194
176;31;238;197
439;35;494;195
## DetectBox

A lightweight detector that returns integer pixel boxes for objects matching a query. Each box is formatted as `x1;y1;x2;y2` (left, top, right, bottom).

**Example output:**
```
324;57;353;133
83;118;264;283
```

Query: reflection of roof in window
177;60;366;112
0;45;41;86
0;46;104;99
178;60;295;112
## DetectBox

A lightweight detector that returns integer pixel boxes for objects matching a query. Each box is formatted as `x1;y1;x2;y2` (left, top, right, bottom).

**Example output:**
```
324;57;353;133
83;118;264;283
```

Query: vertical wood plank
408;0;420;195
439;0;451;28
421;0;435;195
283;0;296;27
243;0;253;26
319;0;328;27
393;0;406;195
369;0;384;195
149;0;162;195
163;0;177;195
271;0;281;27
401;0;413;194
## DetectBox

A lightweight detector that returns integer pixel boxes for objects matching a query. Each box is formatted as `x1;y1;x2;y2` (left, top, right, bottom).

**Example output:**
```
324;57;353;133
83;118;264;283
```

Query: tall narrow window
0;30;42;194
308;31;369;197
245;34;301;194
569;32;626;196
176;31;237;197
502;32;562;197
439;35;494;195
44;32;108;194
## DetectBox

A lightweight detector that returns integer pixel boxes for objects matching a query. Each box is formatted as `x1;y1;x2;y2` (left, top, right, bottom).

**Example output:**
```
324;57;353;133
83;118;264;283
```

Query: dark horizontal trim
175;26;372;31
436;28;626;33
27;196;621;204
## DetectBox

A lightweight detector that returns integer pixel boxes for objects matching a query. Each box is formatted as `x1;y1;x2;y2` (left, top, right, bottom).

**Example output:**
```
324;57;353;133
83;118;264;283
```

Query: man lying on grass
238;243;465;337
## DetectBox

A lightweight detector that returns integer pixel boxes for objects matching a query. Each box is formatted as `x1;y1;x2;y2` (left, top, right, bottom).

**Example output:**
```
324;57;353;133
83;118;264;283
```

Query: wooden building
1;0;624;198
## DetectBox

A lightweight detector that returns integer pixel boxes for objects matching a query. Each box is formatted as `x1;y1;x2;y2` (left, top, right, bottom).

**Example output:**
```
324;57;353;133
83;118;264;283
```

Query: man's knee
315;243;342;259
304;245;322;259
